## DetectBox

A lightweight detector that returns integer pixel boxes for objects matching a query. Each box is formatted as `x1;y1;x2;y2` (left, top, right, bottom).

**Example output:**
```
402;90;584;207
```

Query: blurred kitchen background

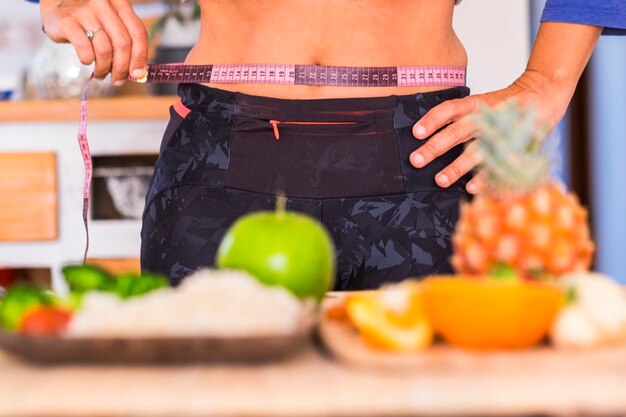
0;0;624;289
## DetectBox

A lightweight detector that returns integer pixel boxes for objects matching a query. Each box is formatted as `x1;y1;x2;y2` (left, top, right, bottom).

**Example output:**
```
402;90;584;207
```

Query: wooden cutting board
319;298;626;373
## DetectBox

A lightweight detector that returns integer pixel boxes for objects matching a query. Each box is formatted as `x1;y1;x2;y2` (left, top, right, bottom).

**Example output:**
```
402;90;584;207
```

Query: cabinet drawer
0;152;57;241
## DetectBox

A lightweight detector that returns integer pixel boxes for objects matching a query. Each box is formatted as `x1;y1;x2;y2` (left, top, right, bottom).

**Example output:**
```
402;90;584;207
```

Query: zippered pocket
225;114;404;199
268;119;359;140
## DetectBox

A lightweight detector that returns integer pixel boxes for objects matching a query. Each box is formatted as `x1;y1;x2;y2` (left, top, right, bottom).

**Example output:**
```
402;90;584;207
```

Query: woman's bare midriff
186;0;467;99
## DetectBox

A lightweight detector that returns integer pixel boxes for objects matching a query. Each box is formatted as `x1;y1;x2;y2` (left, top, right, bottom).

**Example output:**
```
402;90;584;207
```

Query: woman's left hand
410;71;566;194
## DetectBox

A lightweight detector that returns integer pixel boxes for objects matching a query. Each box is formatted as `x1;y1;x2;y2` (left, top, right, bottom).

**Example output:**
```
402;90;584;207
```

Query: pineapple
451;101;594;279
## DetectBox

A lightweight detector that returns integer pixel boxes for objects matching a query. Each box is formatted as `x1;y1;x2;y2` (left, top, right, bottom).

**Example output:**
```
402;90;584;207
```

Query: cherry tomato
19;307;72;337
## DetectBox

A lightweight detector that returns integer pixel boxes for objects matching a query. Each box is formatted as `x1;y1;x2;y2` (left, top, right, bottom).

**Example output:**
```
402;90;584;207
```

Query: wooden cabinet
0;152;57;242
0;96;173;290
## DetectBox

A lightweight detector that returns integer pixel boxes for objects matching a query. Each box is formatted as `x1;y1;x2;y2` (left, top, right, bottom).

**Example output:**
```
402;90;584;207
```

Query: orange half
421;276;565;350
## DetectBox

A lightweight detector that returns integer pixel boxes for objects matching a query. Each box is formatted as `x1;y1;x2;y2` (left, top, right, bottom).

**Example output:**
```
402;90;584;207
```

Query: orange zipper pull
269;119;281;140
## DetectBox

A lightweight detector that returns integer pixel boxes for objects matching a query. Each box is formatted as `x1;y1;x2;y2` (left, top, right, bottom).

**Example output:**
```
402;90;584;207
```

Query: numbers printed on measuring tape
130;64;466;88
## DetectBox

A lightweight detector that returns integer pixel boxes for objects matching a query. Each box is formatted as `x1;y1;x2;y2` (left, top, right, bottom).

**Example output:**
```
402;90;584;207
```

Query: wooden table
1;342;626;417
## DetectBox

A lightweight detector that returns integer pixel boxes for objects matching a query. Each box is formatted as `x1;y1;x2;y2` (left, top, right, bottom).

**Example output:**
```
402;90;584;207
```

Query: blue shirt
542;0;626;35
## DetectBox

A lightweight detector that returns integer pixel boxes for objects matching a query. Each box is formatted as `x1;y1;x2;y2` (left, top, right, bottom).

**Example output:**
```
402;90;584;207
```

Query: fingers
41;0;147;84
62;20;96;65
90;29;114;79
413;95;480;140
434;140;481;191
466;172;486;195
112;0;148;79
409;117;478;168
94;2;133;85
409;94;484;190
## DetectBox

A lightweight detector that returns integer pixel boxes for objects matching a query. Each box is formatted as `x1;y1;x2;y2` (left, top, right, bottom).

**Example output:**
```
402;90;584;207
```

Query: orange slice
344;285;433;352
422;276;565;350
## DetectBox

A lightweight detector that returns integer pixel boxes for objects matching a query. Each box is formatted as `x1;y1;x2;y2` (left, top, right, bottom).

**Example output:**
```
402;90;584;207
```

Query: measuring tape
78;63;466;262
131;63;466;87
78;77;93;263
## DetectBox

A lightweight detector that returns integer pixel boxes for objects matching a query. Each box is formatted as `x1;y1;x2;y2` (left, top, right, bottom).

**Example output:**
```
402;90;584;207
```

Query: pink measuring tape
78;63;466;261
130;63;466;87
78;76;93;262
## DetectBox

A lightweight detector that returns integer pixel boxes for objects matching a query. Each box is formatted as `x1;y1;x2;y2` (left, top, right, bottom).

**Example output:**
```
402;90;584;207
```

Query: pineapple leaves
472;101;550;194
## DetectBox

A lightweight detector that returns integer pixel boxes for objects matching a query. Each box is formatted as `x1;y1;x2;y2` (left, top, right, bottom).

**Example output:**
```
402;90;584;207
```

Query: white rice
66;269;315;338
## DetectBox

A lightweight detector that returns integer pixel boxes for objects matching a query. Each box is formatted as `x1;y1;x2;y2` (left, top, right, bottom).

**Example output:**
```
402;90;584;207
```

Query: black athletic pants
141;83;471;290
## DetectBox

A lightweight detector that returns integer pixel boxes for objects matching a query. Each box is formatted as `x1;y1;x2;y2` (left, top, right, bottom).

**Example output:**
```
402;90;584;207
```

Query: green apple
215;198;336;301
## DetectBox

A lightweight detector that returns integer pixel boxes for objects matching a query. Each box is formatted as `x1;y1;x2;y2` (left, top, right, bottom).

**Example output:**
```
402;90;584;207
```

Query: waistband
177;83;470;127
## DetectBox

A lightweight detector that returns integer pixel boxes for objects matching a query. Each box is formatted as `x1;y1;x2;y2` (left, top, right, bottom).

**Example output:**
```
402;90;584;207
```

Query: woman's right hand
40;0;148;85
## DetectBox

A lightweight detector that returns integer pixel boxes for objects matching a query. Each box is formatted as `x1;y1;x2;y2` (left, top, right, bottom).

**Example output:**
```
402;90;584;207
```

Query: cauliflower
551;272;626;349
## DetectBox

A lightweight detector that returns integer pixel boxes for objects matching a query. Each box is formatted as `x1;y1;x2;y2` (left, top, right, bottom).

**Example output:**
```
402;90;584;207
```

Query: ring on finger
85;27;103;41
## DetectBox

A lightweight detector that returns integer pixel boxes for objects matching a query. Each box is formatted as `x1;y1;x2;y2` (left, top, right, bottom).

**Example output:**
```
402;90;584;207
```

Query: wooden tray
0;328;313;365
319;299;626;372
